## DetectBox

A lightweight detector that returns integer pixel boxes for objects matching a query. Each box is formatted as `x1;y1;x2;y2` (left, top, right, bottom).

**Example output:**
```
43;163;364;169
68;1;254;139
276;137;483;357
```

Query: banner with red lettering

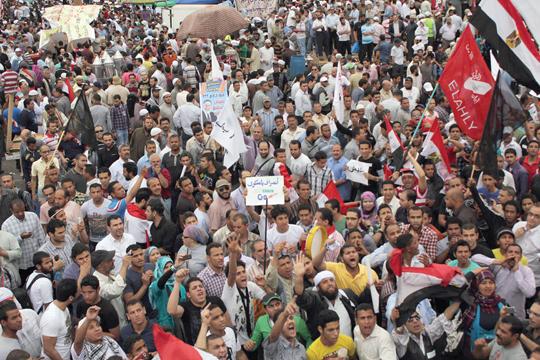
439;25;494;141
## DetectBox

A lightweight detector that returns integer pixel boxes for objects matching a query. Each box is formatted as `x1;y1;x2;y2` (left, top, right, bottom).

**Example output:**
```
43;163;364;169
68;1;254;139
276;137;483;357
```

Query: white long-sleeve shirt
294;91;312;116
354;324;397;360
471;253;536;319
514;221;540;286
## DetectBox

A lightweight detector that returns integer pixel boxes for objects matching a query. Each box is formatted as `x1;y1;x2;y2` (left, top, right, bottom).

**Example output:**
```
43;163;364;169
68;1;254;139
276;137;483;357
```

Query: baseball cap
496;228;515;240
216;179;231;189
91;250;115;269
262;293;282;306
263;96;271;102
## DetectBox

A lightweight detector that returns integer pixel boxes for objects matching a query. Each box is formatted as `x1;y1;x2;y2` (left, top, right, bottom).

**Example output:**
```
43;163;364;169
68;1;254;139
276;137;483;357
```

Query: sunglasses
95;130;103;134
407;315;421;322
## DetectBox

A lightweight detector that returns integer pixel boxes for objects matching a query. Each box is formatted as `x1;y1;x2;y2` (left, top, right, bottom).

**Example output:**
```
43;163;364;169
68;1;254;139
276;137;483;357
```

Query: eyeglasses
95;130;103;134
407;315;421;322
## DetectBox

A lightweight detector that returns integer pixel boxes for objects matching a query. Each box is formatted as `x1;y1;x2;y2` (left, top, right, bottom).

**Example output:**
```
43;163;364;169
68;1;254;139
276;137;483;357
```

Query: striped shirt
38;235;76;270
0;70;19;94
109;104;130;130
304;164;332;197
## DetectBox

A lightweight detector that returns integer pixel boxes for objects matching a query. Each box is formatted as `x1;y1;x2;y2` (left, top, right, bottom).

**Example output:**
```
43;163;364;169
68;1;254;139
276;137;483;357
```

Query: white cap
356;103;365;110
29;90;39;96
172;78;181;85
139;109;149;117
162;92;171;97
320;76;329;82
172;60;179;68
503;126;513;134
264;39;272;44
231;40;240;47
314;270;335;287
277;59;286;66
15;47;22;52
150;128;162;136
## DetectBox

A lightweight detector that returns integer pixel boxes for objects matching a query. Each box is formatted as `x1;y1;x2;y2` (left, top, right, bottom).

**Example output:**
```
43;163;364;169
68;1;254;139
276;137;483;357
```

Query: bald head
445;188;465;209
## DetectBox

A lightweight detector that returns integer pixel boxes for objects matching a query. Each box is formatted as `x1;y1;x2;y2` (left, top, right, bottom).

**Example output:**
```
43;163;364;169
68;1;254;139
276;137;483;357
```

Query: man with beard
25;251;56;313
244;293;311;352
98;132;120;168
130;117;155;161
168;273;227;345
146;198;177;255
294;252;358;339
208;179;234;234
313;240;379;297
252;140;275;176
401;206;439;261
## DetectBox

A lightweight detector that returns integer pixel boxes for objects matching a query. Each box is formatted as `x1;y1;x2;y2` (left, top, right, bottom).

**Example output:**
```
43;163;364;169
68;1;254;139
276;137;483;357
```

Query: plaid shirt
109;104;130;130
401;224;439;261
198;265;227;297
1;212;46;269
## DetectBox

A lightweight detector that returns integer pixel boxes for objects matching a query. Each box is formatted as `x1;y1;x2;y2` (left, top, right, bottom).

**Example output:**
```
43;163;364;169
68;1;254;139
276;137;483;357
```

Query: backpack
25;273;52;314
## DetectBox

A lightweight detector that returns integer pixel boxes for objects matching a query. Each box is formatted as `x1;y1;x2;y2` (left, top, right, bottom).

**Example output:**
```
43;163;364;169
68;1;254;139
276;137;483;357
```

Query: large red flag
153;324;207;360
420;121;452;181
439;25;495;140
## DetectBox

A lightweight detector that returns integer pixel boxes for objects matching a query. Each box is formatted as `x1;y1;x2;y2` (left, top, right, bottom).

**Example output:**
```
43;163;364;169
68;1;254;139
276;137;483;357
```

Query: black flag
66;91;98;151
477;72;527;176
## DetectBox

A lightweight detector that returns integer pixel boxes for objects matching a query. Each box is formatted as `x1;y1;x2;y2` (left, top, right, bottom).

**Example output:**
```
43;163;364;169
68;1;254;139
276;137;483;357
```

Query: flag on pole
384;115;405;169
420;121;452;181
316;180;355;214
332;61;345;125
477;71;528;176
471;0;540;92
210;96;247;168
439;25;494;141
210;42;224;81
66;91;98;151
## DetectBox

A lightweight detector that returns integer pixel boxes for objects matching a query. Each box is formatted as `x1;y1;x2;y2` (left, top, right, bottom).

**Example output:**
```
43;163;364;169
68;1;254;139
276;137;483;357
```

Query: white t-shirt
40;303;73;360
80;199;111;243
0;336;21;359
221;281;266;344
26;272;53;313
208;327;239;359
391;45;405;65
267;224;305;250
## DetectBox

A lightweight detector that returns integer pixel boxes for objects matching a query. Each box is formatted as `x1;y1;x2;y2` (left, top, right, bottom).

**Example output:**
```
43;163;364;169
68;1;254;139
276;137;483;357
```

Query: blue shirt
108;198;127;219
327;156;351;201
447;259;480;274
361;24;374;44
3;108;22;134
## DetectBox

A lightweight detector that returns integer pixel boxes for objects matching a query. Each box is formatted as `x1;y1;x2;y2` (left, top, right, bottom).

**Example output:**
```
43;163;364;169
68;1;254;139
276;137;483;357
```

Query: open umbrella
178;6;248;39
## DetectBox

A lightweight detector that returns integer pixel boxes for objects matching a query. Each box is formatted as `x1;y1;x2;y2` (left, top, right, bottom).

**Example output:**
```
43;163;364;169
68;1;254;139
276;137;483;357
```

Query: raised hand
293;253;306;277
86;305;101;320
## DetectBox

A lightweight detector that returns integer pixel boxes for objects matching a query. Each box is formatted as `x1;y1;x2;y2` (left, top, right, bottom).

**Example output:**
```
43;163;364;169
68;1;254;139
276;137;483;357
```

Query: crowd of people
0;0;540;359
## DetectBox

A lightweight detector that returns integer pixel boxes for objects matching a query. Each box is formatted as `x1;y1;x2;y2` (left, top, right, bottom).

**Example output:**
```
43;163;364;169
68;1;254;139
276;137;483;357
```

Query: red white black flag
439;25;494;141
471;0;540;92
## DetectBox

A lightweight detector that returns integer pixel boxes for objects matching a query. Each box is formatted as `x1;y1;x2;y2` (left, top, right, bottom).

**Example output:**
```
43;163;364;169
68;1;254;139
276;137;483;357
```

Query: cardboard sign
245;176;284;206
345;160;372;185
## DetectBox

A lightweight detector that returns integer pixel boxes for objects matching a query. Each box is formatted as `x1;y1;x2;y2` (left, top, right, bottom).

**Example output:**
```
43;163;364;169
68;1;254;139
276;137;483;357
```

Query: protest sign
345;160;372;185
236;0;277;19
199;80;228;125
245;176;284;206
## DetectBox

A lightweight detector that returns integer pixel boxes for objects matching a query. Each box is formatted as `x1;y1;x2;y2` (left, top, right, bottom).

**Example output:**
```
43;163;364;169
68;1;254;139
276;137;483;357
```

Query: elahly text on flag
471;0;540;92
477;71;528;176
439;25;494;141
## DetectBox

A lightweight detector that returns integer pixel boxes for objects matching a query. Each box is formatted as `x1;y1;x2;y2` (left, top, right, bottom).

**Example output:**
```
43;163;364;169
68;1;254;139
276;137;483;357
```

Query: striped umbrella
178;6;248;39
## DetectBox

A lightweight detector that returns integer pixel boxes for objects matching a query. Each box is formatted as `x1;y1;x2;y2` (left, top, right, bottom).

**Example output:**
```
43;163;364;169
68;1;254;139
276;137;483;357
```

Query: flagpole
263;197;269;275
409;82;440;144
47;91;84;168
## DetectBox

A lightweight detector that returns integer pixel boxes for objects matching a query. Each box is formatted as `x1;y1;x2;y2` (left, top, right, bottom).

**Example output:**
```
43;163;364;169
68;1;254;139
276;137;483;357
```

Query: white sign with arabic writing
345;160;372;185
245;176;284;206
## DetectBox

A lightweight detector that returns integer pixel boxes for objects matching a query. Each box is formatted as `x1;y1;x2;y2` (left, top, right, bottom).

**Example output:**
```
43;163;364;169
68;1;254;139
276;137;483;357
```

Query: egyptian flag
388;248;467;327
384;115;405;170
153;324;218;360
63;77;75;102
477;71;528;177
439;25;494;141
420;121;452;181
471;0;540;92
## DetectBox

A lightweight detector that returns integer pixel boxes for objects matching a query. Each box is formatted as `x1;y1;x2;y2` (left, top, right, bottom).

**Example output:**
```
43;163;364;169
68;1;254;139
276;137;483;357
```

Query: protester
0;0;539;358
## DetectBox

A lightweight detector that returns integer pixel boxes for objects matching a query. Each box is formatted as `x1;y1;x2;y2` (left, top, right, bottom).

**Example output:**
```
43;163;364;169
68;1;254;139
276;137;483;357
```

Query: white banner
245;176;284;206
345;160;372;185
236;0;277;19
